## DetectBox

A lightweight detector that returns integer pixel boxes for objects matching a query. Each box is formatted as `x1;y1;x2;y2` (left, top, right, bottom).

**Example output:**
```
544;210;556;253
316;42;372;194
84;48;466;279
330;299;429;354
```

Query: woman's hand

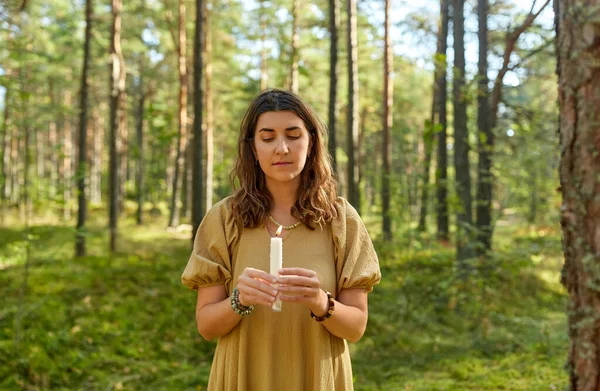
277;268;329;316
236;267;278;307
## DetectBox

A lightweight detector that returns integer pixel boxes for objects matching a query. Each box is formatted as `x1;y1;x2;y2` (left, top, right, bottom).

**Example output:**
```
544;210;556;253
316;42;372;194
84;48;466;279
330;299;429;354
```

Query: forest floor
0;207;567;390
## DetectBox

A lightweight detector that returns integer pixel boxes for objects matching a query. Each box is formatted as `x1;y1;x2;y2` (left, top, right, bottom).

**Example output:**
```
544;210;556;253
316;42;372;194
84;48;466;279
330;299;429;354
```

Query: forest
1;0;599;389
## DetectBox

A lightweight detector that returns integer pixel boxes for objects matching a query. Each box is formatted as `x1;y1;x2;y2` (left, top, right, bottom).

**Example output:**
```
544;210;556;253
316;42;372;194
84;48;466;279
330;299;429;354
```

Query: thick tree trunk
260;0;268;91
556;0;600;389
289;0;299;94
76;0;92;257
192;0;205;241
109;0;125;251
475;0;492;256
203;0;214;213
382;0;393;241
328;0;339;177
168;0;188;228
452;0;474;262
436;0;450;241
346;0;360;213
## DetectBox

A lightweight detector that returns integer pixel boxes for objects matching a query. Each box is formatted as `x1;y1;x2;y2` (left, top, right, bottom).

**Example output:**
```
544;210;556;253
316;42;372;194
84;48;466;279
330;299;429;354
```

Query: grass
0;212;568;390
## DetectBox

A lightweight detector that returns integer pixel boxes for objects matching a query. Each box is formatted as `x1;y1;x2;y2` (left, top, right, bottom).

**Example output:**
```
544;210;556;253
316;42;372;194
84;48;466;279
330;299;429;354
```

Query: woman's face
253;110;312;189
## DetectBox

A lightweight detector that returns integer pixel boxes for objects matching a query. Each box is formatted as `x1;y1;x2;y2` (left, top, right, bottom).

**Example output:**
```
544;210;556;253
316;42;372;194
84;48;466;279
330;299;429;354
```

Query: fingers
237;268;278;307
278;267;317;278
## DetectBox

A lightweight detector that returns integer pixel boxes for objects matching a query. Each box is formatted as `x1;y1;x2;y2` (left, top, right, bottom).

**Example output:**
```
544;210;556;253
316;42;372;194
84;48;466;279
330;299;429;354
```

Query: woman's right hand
236;267;279;307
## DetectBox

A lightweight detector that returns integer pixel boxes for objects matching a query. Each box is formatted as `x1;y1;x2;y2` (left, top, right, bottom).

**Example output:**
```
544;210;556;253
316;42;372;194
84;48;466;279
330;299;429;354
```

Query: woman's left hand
277;267;328;316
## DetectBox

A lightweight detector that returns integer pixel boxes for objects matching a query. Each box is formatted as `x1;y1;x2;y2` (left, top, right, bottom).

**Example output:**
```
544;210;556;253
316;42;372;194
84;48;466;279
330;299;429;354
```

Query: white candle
269;226;283;312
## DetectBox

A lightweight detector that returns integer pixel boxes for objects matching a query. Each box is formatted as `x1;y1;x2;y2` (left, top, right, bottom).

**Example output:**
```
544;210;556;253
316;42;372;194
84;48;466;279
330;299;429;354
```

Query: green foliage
0;214;567;390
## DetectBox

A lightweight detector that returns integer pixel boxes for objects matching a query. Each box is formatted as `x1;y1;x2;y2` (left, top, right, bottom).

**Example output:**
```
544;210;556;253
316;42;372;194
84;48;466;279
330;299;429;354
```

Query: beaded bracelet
231;287;255;316
310;291;335;322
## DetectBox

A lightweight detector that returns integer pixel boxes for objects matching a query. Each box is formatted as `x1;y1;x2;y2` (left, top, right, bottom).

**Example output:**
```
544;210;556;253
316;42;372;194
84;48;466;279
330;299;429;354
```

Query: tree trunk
556;0;600;389
328;0;339;178
76;0;92;257
260;0;268;91
109;0;125;251
418;115;434;232
1;86;10;210
192;0;205;241
63;72;73;222
136;58;145;225
346;0;360;213
436;0;450;241
382;0;393;241
477;0;551;253
475;0;492;256
90;105;103;204
452;0;474;262
203;0;214;213
168;0;188;228
289;0;299;94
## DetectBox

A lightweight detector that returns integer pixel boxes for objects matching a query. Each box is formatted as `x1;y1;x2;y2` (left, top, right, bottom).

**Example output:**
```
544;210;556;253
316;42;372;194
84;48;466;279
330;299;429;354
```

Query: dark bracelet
231;287;254;316
310;291;335;322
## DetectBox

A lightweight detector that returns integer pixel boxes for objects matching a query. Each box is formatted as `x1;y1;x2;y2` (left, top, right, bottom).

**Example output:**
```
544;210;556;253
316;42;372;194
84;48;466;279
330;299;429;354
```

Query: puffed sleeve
331;197;381;294
181;197;239;291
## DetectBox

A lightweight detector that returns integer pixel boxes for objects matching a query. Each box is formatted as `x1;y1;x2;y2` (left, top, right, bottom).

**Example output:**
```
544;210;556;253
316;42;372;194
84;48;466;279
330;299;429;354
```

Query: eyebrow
258;126;302;132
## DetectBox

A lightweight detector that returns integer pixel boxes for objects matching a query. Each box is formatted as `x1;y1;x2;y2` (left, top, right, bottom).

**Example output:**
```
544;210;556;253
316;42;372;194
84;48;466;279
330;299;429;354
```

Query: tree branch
490;0;551;129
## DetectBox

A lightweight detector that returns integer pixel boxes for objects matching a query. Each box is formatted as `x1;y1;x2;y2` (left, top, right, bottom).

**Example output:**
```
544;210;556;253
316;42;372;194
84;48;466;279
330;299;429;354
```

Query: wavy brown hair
230;89;338;229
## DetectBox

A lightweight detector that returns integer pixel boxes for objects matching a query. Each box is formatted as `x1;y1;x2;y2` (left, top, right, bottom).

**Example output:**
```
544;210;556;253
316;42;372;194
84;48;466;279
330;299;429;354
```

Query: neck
266;179;298;216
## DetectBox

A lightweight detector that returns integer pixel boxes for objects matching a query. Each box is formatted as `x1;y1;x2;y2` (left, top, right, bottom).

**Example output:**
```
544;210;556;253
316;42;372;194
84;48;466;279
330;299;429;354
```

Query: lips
273;161;292;166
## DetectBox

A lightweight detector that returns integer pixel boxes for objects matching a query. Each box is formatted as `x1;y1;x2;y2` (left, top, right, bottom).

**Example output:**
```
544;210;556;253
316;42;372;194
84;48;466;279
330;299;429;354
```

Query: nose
275;137;289;155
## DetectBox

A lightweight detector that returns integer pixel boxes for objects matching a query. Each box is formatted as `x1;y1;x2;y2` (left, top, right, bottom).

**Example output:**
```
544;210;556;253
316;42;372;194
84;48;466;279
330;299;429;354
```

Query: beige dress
181;196;381;391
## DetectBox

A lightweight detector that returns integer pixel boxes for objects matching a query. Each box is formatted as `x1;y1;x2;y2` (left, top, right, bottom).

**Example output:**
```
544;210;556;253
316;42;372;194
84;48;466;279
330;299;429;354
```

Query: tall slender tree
476;0;551;253
135;56;145;225
192;0;205;241
203;0;214;213
75;0;93;257
382;0;393;241
63;71;73;221
168;0;188;228
346;0;360;213
475;0;491;256
108;0;125;251
453;0;474;262
327;0;339;178
260;0;268;91
556;0;600;388
289;0;299;93
436;0;450;240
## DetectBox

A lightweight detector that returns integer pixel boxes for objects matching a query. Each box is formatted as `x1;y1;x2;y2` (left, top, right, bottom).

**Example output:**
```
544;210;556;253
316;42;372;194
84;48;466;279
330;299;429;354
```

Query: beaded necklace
268;215;302;230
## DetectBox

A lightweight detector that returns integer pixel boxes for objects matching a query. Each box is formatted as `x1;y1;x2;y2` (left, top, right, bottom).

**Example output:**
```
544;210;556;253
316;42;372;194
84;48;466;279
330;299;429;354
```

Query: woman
182;89;381;390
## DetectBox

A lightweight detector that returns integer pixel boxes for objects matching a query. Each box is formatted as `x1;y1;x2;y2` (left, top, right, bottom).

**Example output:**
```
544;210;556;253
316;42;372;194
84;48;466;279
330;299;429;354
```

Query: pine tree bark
203;0;214;213
109;0;125;251
192;0;205;241
76;0;92;257
556;0;600;389
289;0;299;94
168;0;188;228
382;0;393;241
452;0;474;262
346;0;360;213
328;0;339;177
436;0;450;241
